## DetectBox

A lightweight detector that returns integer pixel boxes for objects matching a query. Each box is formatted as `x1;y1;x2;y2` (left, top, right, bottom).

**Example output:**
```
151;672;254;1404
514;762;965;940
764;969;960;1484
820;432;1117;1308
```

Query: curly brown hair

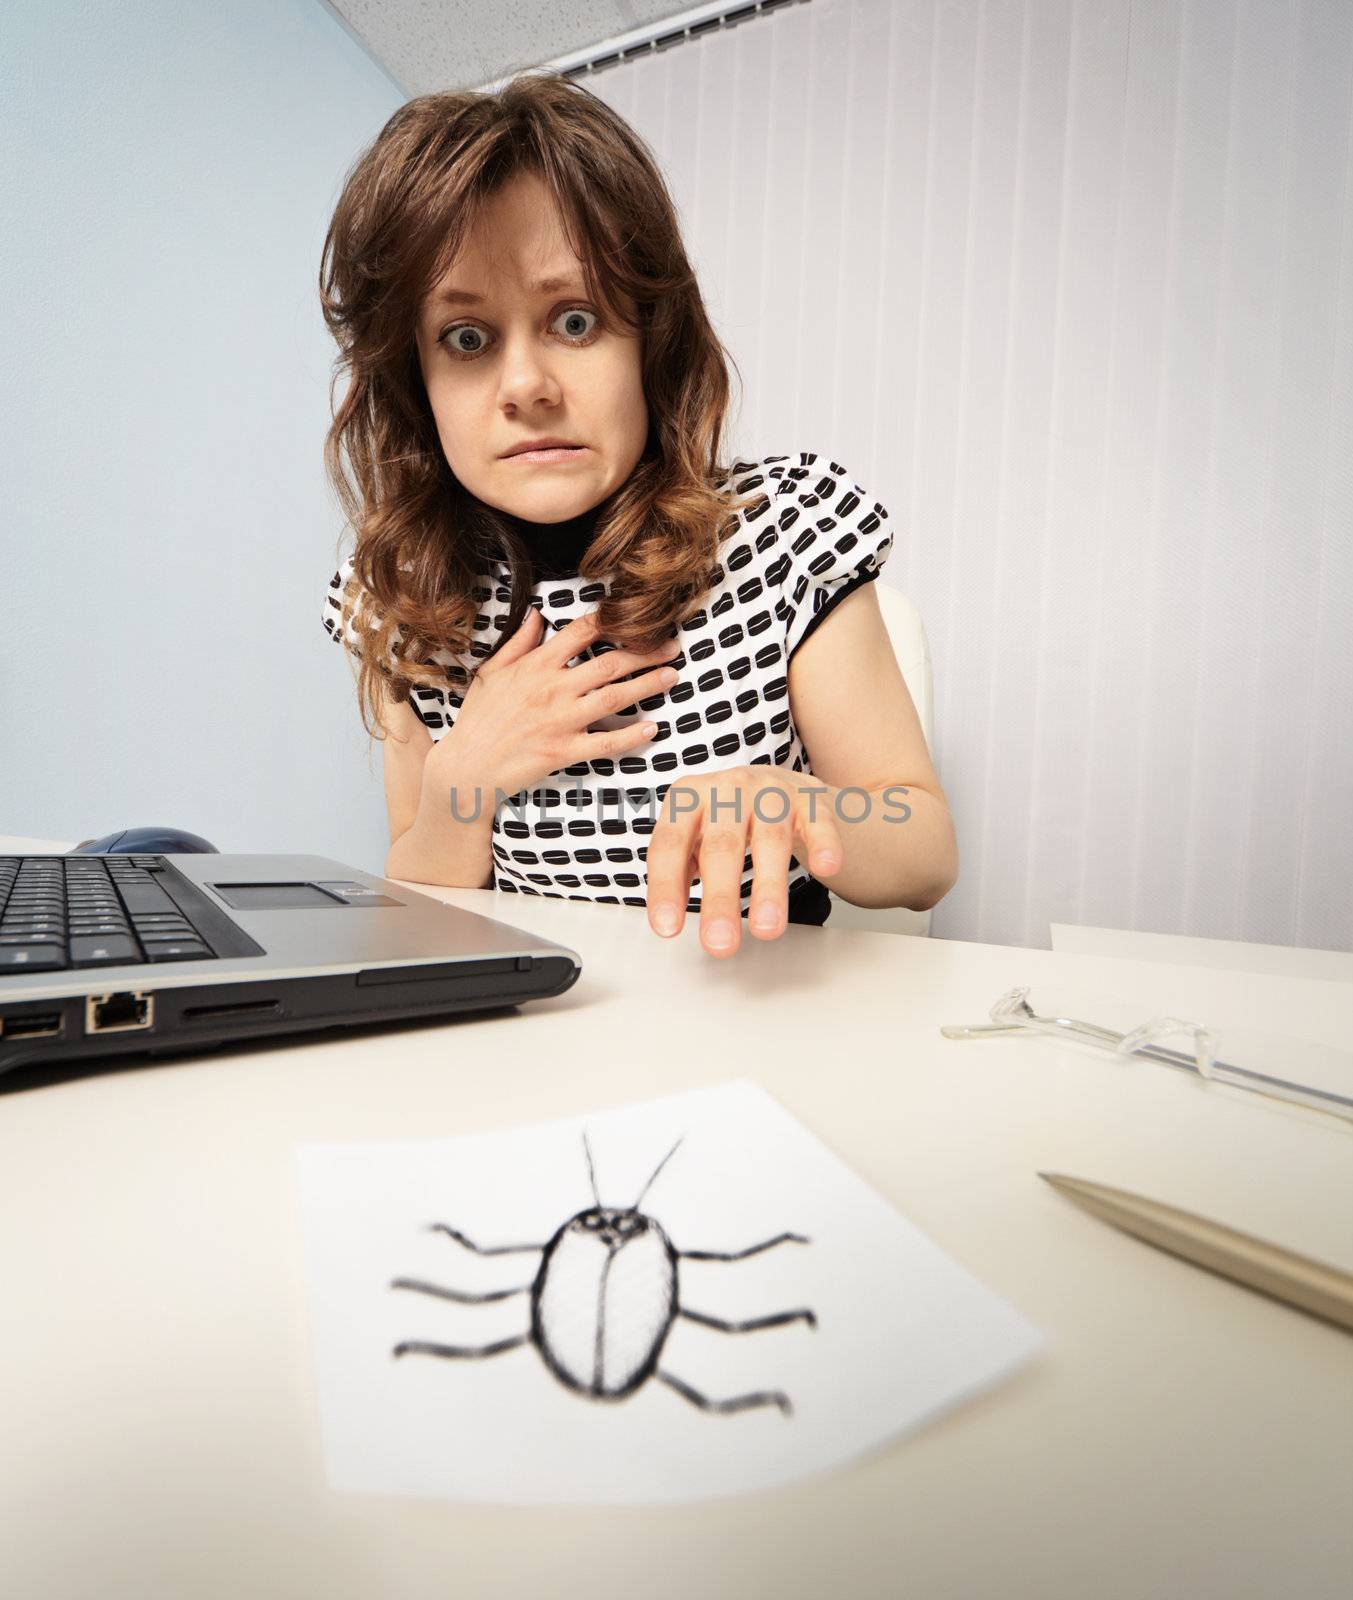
319;69;765;744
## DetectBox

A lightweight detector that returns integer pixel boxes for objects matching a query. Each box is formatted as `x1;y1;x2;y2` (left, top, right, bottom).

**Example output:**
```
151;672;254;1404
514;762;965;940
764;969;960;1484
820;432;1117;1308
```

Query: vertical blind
592;0;1353;952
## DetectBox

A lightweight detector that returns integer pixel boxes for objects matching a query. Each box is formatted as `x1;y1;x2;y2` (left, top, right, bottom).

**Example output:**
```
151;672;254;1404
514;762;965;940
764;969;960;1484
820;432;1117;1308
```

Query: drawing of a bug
390;1130;817;1415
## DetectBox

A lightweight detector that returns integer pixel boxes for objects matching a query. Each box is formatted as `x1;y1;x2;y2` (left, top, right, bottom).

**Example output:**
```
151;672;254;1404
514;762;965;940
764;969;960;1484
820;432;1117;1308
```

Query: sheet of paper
294;1079;1044;1504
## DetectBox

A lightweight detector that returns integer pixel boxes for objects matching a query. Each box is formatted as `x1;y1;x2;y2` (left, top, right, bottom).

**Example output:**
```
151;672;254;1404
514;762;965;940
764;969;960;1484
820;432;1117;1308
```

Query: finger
746;803;796;939
686;773;750;956
568;719;662;769
577;662;680;727
570;635;683;697
696;809;750;958
793;797;845;880
645;783;704;938
481;603;543;671
536;607;606;668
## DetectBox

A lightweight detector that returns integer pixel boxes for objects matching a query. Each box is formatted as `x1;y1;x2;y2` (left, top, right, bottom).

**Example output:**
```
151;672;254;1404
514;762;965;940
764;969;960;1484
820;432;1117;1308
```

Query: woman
320;72;957;959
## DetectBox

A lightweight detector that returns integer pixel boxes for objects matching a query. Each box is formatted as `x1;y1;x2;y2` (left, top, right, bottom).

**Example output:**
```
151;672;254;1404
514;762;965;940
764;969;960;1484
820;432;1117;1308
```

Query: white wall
595;0;1353;952
2;0;400;870
5;0;1350;952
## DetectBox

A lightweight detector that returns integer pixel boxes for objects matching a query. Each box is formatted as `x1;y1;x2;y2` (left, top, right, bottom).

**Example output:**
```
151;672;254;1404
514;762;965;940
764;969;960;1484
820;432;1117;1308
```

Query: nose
496;334;563;410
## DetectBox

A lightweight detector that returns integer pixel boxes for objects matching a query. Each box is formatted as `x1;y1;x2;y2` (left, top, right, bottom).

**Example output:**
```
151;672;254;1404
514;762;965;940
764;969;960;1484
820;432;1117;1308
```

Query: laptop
0;851;581;1080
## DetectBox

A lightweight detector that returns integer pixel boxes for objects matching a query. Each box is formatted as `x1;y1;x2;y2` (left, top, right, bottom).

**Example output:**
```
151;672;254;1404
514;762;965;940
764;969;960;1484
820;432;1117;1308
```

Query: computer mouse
68;827;221;855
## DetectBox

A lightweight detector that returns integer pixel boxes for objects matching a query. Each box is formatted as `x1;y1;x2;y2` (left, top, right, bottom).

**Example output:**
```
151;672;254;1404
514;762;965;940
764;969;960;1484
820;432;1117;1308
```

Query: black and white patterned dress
323;451;893;924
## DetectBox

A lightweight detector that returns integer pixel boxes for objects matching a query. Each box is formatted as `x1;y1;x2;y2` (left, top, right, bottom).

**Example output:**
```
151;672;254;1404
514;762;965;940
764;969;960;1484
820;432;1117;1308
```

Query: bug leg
679;1232;810;1262
428;1223;545;1255
392;1334;530;1361
678;1306;817;1333
655;1369;793;1417
390;1278;532;1303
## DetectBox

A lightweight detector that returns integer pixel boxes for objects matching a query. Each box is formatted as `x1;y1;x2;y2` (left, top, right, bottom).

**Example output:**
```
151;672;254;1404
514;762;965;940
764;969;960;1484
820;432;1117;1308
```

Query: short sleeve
321;552;406;666
319;553;462;742
775;458;894;661
321;553;368;659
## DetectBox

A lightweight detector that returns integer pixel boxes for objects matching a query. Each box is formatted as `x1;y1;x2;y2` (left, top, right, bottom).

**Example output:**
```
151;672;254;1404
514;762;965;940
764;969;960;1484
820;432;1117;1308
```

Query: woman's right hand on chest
426;607;683;800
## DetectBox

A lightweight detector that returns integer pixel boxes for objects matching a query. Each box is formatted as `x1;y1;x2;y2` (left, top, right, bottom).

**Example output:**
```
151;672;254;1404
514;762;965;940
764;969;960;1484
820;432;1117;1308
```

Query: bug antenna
582;1128;601;1208
633;1135;684;1210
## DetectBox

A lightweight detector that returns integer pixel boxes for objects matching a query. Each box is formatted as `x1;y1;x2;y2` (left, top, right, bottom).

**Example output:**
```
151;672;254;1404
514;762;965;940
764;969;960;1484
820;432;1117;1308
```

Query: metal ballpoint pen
1039;1172;1353;1334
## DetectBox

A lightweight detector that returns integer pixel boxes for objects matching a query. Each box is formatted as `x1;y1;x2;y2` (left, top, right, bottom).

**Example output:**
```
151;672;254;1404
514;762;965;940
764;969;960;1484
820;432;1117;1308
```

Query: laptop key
70;936;142;968
145;942;211;962
116;879;179;915
0;945;67;971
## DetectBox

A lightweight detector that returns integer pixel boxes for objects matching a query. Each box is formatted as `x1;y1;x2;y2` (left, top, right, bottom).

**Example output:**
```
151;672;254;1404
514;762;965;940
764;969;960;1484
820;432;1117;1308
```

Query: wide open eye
444;323;490;358
439;306;600;361
552;306;598;341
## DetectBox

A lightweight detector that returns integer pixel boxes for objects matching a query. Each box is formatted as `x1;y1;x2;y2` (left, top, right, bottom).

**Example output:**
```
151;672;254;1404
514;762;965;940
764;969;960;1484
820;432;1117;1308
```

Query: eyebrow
431;274;584;308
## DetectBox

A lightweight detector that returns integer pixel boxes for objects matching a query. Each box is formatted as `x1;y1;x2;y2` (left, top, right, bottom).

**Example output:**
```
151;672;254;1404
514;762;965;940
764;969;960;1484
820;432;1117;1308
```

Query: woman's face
416;171;648;524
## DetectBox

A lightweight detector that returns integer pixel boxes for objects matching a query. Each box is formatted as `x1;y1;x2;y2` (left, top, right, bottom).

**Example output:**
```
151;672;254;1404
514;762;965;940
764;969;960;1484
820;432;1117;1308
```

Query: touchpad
212;881;348;910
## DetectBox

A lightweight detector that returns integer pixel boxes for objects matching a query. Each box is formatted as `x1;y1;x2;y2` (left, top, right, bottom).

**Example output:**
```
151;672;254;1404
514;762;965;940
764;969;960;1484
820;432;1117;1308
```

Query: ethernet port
86;992;155;1034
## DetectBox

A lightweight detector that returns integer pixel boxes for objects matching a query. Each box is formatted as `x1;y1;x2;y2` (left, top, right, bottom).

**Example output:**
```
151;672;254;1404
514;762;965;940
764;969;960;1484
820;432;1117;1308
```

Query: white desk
2;838;1351;1600
1050;921;1353;984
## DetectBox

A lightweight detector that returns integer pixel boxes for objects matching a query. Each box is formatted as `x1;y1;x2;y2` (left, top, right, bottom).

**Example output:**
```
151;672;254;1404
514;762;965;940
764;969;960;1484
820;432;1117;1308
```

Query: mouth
503;445;589;464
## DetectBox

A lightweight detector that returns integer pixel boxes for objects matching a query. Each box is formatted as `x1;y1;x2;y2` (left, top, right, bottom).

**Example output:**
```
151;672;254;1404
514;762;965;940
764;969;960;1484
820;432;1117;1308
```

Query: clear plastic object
1114;1016;1218;1077
941;986;1353;1124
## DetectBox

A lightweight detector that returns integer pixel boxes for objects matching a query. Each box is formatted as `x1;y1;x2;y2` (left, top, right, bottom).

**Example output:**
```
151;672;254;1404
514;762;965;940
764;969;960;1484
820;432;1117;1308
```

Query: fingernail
705;918;736;950
653;905;679;935
751;903;779;931
815;851;842;872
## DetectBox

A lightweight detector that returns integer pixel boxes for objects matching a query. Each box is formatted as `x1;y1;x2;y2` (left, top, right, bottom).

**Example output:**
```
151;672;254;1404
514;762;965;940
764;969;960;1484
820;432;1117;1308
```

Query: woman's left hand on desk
644;766;842;958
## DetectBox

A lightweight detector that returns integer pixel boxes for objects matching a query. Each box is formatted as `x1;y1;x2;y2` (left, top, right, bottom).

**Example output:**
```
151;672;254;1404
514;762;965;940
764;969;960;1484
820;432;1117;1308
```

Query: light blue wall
2;0;404;871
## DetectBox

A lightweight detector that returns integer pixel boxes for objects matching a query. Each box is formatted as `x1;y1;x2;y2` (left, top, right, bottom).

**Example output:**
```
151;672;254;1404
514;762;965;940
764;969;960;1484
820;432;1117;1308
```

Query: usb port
1;1011;65;1040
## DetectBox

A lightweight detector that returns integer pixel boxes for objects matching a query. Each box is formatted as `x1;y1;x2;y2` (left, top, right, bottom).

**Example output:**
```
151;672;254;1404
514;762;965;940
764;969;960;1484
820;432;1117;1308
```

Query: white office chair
824;583;937;937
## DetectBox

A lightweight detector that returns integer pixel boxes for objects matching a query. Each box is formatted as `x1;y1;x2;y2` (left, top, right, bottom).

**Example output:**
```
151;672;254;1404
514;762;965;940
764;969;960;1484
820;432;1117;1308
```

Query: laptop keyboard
0;855;218;973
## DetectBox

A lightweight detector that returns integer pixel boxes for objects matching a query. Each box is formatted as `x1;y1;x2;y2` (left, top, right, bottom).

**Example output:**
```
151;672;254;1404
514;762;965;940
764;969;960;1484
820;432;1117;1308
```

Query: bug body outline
390;1132;816;1415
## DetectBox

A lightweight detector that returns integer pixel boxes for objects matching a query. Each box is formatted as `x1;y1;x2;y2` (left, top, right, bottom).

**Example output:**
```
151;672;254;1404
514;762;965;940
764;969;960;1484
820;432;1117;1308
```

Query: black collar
498;502;603;581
